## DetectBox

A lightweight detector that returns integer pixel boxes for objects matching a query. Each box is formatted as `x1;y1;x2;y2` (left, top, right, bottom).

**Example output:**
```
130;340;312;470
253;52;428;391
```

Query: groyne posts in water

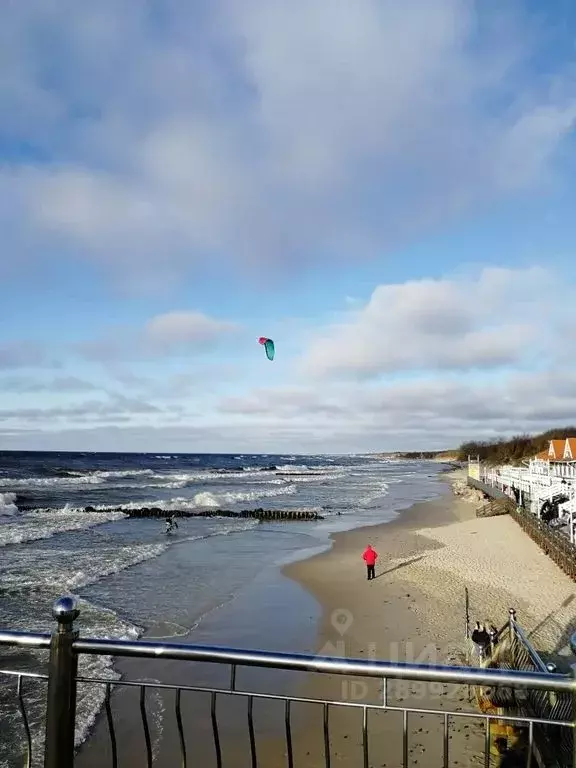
119;507;324;521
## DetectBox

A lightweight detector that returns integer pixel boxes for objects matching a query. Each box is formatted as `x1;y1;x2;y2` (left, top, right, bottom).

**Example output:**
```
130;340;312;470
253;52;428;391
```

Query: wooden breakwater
91;506;324;521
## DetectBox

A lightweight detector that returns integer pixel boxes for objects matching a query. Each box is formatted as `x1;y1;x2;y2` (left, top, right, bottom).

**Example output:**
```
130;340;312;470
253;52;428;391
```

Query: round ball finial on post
52;596;80;633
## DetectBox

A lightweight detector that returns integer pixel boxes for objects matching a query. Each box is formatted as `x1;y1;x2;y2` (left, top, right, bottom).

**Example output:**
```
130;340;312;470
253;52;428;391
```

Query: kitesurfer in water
165;515;178;534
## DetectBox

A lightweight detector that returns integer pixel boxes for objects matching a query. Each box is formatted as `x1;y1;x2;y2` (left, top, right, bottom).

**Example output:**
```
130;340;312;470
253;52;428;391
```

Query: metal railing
1;597;576;767
476;609;574;767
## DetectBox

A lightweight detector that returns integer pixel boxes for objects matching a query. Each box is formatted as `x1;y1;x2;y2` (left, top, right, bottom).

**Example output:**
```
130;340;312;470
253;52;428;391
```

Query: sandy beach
252;469;576;767
72;467;576;768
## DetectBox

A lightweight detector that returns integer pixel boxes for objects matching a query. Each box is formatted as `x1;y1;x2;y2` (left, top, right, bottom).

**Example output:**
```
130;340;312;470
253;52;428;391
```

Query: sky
1;0;576;454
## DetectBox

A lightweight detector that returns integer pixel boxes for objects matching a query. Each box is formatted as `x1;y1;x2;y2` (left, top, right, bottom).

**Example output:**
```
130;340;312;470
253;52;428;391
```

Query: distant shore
251;469;576;766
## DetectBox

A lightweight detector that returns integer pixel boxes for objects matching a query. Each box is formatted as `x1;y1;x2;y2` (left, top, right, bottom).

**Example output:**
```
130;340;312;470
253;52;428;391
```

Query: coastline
257;468;576;766
286;468;576;660
73;465;576;767
74;464;450;767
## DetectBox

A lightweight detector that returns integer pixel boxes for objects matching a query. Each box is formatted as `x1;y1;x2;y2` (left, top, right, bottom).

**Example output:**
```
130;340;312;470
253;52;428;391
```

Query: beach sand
76;469;576;767
251;469;576;767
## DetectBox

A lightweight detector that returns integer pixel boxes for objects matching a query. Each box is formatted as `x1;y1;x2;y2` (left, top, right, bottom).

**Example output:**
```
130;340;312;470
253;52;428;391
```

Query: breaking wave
0;493;18;517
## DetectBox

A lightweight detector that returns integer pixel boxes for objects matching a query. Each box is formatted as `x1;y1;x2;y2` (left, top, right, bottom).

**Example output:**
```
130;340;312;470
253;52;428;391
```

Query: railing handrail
512;620;551;674
0;630;51;649
1;626;573;693
2;596;576;768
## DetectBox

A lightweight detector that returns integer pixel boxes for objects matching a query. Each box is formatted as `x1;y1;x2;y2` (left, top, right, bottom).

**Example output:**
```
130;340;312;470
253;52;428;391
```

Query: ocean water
0;451;450;767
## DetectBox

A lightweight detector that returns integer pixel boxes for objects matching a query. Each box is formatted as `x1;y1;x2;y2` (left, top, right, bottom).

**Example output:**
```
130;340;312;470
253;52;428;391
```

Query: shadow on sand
372;555;426;579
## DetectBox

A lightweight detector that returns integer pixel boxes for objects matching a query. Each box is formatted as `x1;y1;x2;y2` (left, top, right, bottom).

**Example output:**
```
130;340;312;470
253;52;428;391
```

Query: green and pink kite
258;337;275;361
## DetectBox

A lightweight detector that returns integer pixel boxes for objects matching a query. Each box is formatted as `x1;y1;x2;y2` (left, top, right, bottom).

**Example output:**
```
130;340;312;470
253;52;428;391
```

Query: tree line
457;427;576;465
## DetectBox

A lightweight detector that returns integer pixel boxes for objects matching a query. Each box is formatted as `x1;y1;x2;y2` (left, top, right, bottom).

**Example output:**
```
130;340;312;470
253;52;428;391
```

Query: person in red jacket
362;545;378;580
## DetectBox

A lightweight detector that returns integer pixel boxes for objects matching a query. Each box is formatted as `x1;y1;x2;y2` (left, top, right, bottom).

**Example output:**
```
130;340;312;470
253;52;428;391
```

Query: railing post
508;608;517;668
44;596;80;768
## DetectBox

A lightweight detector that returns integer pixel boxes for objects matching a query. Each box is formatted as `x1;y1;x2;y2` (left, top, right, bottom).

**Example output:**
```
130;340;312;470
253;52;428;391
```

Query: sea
0;451;452;767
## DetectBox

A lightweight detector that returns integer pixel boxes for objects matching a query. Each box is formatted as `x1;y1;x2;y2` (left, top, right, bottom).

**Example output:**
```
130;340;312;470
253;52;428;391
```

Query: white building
470;438;576;541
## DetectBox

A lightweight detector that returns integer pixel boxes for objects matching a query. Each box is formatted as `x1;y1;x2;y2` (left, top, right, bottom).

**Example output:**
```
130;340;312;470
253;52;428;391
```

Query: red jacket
362;546;378;566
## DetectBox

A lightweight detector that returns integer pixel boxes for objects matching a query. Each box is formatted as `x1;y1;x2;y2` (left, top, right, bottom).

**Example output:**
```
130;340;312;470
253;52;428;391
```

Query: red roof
534;438;576;462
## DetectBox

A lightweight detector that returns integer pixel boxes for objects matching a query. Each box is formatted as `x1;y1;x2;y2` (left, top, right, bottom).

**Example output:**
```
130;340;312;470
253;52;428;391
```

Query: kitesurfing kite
258;337;275;361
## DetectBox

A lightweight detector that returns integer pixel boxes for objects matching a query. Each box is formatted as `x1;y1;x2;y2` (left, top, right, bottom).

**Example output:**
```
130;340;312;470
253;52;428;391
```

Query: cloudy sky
1;0;576;454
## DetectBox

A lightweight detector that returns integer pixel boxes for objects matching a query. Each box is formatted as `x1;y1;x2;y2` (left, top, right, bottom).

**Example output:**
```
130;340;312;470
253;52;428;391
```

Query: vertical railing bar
285;700;294;768
248;695;258;768
362;706;369;768
403;709;408;768
323;702;331;768
211;692;222;768
382;677;388;708
443;712;449;768
140;685;153;768
484;717;490;768
104;682;118;768
175;688;187;768
16;675;32;768
230;664;237;692
526;720;533;768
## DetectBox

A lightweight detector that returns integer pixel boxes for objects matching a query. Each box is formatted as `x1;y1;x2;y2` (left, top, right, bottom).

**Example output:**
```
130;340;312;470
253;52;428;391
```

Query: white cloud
1;0;575;281
145;311;238;350
299;266;563;378
76;309;237;362
2;262;576;451
0;394;161;425
0;375;97;392
0;342;58;370
4;367;576;452
211;368;576;451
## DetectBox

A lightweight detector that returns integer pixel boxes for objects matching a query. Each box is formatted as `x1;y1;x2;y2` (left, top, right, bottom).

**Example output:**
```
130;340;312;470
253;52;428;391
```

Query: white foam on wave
191;484;297;508
288;472;347;483
0;507;126;547
0;468;156;490
12;598;145;764
275;464;310;472
355;480;391;505
275;464;348;475
91;469;155;479
93;484;298;512
1;465;333;494
0;492;18;516
0;516;261;765
0;542;167;591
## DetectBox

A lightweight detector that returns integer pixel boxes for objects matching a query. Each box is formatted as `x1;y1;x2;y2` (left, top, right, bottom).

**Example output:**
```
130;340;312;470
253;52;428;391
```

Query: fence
510;506;576;581
1;597;576;767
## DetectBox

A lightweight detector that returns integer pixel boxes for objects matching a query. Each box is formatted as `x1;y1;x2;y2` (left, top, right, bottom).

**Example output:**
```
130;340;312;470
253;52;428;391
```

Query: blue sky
1;0;576;453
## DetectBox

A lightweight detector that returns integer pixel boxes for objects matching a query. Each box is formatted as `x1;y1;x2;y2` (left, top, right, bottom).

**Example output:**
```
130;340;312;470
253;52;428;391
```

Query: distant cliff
377;450;458;461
